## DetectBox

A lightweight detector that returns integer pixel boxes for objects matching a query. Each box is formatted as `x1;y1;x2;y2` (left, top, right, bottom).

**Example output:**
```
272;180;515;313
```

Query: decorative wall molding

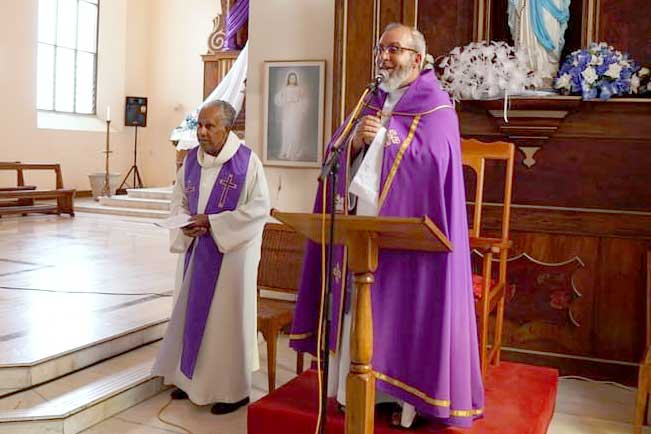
206;0;231;54
518;146;541;168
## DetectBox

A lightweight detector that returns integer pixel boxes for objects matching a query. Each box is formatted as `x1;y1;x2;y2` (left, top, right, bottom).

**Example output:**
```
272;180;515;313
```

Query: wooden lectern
271;210;453;434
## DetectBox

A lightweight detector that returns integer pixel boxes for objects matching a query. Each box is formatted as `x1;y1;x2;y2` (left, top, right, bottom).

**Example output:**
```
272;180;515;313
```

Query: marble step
75;202;169;219
0;294;170;393
98;196;171;211
75;202;170;219
0;343;166;434
126;188;173;201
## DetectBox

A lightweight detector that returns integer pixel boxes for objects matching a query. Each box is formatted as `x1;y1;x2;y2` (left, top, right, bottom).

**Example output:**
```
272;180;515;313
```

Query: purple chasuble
180;144;251;379
290;70;484;427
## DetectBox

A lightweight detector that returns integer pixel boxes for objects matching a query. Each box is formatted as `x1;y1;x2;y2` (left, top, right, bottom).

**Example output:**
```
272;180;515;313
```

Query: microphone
319;71;386;181
369;71;388;92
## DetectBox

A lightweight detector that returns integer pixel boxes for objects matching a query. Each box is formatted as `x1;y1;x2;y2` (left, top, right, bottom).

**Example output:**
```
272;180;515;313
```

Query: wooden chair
461;138;514;379
634;250;651;434
257;223;306;392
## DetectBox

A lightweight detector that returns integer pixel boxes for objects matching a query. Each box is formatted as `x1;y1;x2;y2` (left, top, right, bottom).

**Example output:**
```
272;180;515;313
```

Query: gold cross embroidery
386;129;401;147
332;263;342;284
334;194;345;213
218;174;238;207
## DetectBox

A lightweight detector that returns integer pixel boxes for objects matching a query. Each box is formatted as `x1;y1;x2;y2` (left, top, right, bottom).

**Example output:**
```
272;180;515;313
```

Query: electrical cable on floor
559;375;636;391
157;397;194;434
0;285;172;297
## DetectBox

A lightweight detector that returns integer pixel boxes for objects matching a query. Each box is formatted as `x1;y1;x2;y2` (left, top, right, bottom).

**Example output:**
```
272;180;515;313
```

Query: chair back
646;250;651;350
461;138;515;243
257;223;306;294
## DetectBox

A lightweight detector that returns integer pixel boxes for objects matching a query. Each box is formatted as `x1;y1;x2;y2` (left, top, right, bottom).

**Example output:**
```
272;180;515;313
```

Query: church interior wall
0;0;335;200
0;0;219;191
0;0;145;190
245;0;335;213
139;0;219;188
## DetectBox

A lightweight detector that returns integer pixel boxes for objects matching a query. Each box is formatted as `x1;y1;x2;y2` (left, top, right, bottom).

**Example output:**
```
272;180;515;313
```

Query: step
126;188;173;201
0;293;171;393
74;202;169;219
0;343;166;434
0;319;168;394
98;196;171;211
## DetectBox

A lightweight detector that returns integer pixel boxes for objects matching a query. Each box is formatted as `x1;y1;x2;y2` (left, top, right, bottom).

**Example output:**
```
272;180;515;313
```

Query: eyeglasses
373;44;419;56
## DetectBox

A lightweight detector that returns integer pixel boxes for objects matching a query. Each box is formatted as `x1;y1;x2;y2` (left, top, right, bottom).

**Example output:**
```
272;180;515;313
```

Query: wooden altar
332;0;651;380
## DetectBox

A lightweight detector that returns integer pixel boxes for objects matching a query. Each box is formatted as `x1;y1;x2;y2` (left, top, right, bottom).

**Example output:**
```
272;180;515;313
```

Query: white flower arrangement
631;67;651;96
437;41;541;100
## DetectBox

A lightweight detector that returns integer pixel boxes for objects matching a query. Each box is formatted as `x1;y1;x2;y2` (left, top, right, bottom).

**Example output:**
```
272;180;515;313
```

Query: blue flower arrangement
554;42;640;100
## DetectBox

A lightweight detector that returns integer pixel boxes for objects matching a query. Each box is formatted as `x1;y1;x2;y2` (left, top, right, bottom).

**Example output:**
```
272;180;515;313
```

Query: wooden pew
0;162;75;217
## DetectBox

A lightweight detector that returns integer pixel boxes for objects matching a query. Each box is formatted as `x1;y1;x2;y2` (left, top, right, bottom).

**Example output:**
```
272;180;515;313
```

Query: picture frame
262;60;325;168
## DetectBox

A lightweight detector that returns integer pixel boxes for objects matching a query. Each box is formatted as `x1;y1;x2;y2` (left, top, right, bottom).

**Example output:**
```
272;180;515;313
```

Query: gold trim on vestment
373;371;484;417
334;248;348;354
377;115;421;210
368;104;454;118
289;331;314;340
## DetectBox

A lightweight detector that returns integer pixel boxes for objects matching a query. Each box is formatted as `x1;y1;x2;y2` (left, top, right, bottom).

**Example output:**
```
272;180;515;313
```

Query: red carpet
248;362;557;434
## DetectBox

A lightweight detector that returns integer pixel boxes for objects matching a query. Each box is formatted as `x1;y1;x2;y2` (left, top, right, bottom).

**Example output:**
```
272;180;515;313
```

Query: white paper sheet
154;214;192;229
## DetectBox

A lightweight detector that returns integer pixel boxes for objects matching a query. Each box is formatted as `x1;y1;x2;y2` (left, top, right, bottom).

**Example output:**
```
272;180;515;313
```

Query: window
37;0;99;114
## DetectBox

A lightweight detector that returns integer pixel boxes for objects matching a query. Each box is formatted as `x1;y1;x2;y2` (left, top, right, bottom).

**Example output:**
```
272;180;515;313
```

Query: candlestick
101;119;112;197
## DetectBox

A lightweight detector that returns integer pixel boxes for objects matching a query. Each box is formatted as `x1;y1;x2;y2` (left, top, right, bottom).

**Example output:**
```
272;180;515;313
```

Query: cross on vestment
218;174;238;207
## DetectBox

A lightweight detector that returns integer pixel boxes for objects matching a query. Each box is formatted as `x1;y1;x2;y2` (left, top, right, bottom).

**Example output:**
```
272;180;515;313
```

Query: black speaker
125;96;148;127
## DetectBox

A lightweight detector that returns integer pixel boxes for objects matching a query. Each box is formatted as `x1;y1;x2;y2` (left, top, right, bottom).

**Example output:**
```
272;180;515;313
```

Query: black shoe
170;388;188;400
210;396;250;415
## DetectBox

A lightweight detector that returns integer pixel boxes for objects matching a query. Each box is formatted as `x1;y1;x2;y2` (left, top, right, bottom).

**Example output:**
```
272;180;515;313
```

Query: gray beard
378;65;413;93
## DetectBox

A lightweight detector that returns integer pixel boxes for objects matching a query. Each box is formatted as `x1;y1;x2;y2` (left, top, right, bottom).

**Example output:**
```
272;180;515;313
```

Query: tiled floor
81;335;301;434
0;213;176;366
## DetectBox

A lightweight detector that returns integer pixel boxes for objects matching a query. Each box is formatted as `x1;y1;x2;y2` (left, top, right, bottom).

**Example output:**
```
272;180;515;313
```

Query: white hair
201;100;236;128
383;23;427;68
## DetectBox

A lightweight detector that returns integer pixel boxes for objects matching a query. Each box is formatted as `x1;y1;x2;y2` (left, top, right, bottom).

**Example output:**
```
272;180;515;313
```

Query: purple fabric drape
225;0;249;50
179;144;252;379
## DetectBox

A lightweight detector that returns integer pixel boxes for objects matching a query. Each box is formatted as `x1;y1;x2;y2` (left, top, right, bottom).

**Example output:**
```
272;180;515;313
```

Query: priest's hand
182;226;207;238
352;115;382;157
182;214;210;237
189;214;210;228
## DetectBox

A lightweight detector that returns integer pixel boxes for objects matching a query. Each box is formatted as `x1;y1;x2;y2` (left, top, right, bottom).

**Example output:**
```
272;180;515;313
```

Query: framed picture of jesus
262;60;325;168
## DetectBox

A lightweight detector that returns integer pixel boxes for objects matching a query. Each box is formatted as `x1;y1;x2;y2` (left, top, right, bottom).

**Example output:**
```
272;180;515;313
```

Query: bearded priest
290;23;484;429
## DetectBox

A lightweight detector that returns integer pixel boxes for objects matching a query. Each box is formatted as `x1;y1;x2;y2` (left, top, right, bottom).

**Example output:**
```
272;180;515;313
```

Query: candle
106;106;111;122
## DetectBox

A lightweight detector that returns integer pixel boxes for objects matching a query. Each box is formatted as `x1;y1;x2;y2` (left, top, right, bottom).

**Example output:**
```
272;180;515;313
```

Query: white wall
246;0;335;212
140;0;220;187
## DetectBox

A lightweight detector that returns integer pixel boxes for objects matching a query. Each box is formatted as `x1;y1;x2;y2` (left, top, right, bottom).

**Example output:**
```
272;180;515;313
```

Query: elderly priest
152;100;270;414
290;23;484;428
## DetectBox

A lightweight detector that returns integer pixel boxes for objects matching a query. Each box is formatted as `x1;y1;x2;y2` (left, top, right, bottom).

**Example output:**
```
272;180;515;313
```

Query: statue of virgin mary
508;0;571;86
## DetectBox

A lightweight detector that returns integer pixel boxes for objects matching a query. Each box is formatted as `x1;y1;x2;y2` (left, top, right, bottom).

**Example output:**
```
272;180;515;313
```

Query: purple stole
180;144;251;379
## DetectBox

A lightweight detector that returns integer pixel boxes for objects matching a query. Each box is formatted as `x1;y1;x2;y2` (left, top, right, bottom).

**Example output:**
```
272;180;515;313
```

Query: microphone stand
316;77;379;434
